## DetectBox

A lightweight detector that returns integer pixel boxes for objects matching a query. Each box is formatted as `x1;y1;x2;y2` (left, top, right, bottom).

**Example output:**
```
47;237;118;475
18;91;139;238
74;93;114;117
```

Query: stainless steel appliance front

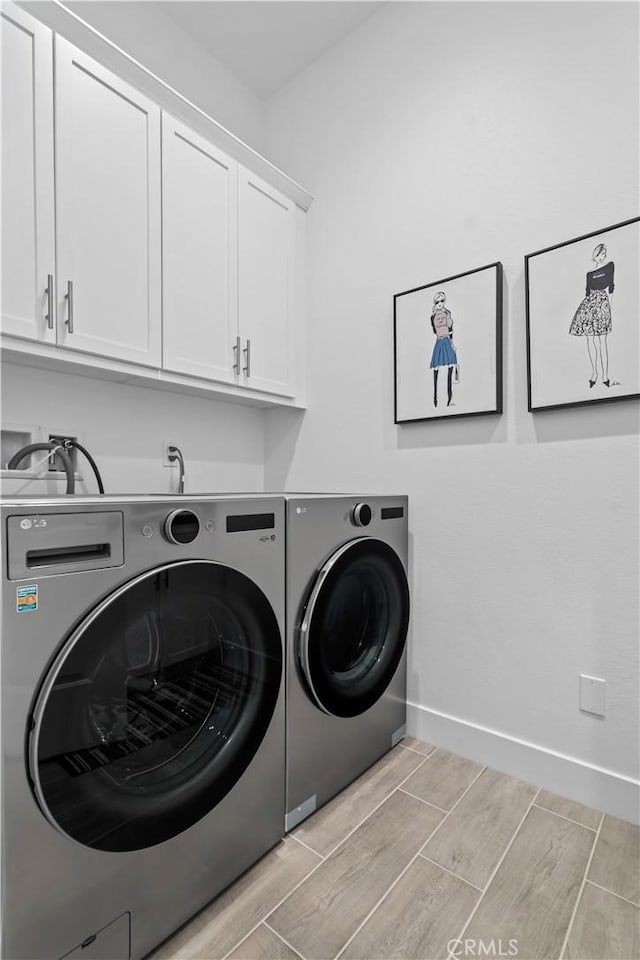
284;495;409;830
1;495;285;960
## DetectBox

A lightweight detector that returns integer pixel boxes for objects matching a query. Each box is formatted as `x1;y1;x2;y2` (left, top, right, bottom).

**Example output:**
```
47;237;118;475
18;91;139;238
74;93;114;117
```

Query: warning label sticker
17;585;38;613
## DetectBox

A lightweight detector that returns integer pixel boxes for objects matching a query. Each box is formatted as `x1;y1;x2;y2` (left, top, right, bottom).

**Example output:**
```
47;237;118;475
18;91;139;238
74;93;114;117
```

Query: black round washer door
29;560;282;852
299;539;409;718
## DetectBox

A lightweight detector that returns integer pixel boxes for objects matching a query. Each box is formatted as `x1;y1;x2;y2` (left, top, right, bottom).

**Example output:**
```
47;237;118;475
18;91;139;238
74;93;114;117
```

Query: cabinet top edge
15;0;315;212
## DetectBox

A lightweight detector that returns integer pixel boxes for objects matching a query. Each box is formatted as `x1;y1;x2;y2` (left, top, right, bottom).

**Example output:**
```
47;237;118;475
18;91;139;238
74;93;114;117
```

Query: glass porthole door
29;560;282;852
298;539;410;718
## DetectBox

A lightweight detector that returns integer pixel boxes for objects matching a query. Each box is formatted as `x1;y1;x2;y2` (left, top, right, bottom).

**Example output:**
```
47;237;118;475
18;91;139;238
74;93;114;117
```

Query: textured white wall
1;364;264;495
265;2;640;809
63;1;266;152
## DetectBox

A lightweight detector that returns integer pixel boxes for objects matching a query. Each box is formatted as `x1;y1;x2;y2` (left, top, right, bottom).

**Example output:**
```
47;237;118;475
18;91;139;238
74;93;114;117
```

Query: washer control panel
351;503;372;527
164;509;201;544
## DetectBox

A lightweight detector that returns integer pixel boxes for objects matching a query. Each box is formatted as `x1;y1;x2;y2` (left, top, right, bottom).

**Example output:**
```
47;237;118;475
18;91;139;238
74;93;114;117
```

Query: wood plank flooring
229;925;302;960
151;739;639;960
269;791;443;959
422;767;537;888
535;789;602;831
293;744;425;857
340;856;480;959
564;881;640;960
463;805;594;959
587;813;640;904
401;748;483;811
150;837;319;960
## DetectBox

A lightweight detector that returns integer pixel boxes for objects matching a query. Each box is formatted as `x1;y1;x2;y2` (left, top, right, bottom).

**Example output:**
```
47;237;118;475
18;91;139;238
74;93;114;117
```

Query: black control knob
164;509;200;544
351;503;372;527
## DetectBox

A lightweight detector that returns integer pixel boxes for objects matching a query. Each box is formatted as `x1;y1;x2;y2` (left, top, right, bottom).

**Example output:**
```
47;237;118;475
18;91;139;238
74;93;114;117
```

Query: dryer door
299;538;410;718
29;560;282;852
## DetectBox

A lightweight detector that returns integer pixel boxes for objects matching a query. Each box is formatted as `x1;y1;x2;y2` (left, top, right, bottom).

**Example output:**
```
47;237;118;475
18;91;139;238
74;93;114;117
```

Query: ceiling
158;2;384;99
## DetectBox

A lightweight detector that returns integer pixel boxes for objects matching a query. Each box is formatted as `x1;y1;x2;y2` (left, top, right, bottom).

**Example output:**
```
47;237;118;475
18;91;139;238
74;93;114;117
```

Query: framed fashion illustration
393;262;503;423
525;217;640;412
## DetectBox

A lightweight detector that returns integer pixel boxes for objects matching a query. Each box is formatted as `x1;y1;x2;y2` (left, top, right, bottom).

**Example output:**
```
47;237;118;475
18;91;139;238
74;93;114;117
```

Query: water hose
7;442;75;494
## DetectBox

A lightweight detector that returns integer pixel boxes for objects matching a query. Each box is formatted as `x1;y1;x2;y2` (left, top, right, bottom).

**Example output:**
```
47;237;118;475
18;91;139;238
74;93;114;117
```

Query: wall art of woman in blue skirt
430;291;457;407
569;242;614;388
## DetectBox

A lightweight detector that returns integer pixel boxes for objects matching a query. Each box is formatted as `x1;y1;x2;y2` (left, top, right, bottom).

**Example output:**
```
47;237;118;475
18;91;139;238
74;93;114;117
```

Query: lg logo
20;517;47;530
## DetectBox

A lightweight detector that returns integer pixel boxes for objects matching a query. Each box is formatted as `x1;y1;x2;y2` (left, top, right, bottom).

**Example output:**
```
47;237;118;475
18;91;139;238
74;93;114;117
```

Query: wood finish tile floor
151;740;639;960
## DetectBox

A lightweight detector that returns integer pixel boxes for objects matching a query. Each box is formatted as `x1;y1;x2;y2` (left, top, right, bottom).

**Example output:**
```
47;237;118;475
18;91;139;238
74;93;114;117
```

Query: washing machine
283;494;410;831
1;495;285;960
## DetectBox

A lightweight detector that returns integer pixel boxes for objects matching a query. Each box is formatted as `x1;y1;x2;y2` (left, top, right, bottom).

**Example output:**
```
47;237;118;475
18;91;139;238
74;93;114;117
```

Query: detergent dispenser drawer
7;511;124;579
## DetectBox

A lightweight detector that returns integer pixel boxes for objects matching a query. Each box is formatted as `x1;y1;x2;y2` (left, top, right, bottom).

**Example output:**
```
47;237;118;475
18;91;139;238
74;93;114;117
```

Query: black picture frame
525;216;640;413
393;261;503;424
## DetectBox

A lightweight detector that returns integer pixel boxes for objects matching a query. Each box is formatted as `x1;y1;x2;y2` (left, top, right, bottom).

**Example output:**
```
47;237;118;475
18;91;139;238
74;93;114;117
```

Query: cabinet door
1;3;55;343
162;114;238;383
55;37;161;366
238;167;295;397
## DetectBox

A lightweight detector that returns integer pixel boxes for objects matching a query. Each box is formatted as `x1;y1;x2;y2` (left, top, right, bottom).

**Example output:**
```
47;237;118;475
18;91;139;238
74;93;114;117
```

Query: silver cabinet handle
243;339;251;378
233;335;241;374
45;274;54;329
65;280;74;333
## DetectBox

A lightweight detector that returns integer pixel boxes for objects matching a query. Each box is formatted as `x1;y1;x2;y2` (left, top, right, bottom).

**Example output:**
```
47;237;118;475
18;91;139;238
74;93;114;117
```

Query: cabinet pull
233;335;241;375
243;339;251;378
65;280;74;333
45;274;54;329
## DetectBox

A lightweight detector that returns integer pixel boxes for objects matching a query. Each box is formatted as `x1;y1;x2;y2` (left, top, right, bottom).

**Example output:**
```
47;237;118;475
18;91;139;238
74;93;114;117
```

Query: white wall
1;363;264;495
265;2;640;819
63;1;266;152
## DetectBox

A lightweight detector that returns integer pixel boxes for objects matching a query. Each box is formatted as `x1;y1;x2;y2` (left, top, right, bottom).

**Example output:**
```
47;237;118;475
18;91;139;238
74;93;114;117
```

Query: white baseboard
407;701;640;825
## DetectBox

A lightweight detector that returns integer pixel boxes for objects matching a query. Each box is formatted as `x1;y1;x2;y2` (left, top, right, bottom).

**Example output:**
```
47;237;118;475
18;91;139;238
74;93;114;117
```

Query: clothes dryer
1;495;285;960
283;495;409;830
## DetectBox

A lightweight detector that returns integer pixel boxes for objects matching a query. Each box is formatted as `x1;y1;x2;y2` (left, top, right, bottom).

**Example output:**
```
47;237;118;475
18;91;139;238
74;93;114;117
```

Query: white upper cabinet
162;115;238;384
162;128;299;398
0;10;306;406
54;37;161;366
1;4;56;343
238;167;295;397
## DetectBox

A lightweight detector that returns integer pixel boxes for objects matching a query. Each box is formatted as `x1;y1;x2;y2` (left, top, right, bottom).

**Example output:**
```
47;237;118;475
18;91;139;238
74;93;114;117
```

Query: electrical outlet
579;675;606;718
48;434;77;473
163;441;179;468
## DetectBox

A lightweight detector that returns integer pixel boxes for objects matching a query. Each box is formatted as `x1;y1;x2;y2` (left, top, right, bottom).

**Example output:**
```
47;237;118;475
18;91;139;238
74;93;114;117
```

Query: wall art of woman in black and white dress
569;242;614;388
430;291;458;407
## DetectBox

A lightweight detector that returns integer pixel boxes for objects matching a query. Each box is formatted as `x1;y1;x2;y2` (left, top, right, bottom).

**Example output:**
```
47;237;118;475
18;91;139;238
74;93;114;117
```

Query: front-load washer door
29;560;282;852
298;538;410;718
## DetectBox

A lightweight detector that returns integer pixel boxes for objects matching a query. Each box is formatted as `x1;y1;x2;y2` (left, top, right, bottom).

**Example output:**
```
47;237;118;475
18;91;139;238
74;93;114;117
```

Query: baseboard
407;701;640;825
